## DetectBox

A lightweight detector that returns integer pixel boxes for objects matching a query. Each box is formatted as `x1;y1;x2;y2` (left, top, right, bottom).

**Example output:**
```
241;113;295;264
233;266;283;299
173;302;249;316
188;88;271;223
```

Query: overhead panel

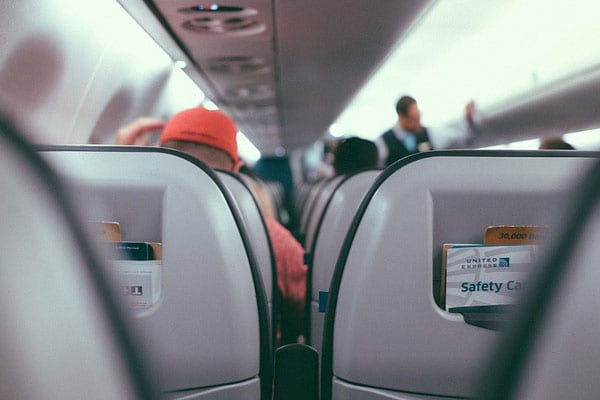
125;0;433;154
152;0;279;146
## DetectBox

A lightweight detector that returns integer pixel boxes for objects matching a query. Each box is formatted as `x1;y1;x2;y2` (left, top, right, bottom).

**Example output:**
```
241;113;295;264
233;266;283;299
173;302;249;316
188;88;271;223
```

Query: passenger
115;108;307;345
332;137;378;175
539;137;575;150
376;96;479;167
238;165;278;221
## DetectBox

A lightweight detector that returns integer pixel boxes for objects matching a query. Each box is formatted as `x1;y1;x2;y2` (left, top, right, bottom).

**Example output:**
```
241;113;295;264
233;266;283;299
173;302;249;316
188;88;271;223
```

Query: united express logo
461;257;511;269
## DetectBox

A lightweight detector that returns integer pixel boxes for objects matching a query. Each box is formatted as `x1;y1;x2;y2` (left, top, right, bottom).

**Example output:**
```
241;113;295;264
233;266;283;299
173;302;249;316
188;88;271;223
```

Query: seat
477;158;600;400
298;179;331;241
293;182;313;216
321;150;600;400
217;170;278;347
303;175;345;253
264;179;285;215
242;173;287;224
38;145;271;400
0;115;157;399
306;170;380;352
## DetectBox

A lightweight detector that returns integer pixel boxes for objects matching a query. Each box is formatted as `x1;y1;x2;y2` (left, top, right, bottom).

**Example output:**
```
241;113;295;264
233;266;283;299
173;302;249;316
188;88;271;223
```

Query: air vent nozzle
180;6;265;36
226;84;274;100
208;56;270;75
232;103;277;119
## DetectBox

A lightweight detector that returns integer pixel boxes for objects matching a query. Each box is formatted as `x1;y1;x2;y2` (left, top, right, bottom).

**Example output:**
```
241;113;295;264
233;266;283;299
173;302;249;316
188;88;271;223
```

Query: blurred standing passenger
376;96;479;167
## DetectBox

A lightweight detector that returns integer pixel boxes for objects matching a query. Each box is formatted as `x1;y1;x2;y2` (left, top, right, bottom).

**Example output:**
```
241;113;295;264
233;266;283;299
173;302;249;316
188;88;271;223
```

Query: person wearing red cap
115;107;308;344
116;109;242;172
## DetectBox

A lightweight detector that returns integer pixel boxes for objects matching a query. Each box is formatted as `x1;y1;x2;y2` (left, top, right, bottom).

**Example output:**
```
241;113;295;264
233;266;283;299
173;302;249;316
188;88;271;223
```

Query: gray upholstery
0;126;152;399
293;182;313;216
304;175;345;253
323;152;599;399
40;147;268;400
478;160;600;400
510;195;600;399
217;170;275;343
309;170;380;352
299;179;331;238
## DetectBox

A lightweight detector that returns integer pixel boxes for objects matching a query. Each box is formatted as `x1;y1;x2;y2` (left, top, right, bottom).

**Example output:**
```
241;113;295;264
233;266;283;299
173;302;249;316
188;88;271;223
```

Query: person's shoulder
376;128;395;147
265;217;305;256
265;217;295;241
380;127;394;138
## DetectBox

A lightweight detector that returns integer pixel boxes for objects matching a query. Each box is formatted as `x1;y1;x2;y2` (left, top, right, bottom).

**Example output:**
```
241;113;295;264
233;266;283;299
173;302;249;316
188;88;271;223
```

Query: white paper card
114;260;162;310
445;245;540;311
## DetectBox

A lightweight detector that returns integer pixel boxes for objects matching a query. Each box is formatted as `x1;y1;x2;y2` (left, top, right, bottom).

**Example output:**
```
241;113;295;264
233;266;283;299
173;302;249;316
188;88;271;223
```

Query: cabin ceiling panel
152;0;280;145
124;0;433;155
274;0;434;150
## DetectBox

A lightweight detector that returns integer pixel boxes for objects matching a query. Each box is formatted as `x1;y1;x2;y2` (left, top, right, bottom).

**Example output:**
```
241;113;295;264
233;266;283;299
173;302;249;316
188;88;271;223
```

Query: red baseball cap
159;107;239;162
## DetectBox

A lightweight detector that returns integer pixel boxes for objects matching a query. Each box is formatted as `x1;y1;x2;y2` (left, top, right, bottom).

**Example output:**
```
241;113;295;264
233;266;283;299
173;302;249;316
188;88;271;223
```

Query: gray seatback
299;179;330;238
0;121;155;400
39;146;270;400
217;170;276;344
293;182;312;215
478;159;600;400
304;175;345;253
322;151;599;400
308;170;380;353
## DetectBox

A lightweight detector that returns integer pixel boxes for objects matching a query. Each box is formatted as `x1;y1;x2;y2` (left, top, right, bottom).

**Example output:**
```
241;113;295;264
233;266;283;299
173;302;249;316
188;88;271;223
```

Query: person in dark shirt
376;96;478;167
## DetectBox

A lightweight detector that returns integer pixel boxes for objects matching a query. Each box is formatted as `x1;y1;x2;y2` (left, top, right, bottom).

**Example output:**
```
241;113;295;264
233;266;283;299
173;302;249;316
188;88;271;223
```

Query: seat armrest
274;344;318;400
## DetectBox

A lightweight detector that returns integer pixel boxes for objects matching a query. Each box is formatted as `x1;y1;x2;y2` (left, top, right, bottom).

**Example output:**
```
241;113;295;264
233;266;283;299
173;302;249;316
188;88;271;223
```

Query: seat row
4;112;600;399
297;149;600;399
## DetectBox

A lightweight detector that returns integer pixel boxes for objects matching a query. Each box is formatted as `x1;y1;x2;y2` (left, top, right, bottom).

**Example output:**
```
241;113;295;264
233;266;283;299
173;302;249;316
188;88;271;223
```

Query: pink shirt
265;217;307;312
